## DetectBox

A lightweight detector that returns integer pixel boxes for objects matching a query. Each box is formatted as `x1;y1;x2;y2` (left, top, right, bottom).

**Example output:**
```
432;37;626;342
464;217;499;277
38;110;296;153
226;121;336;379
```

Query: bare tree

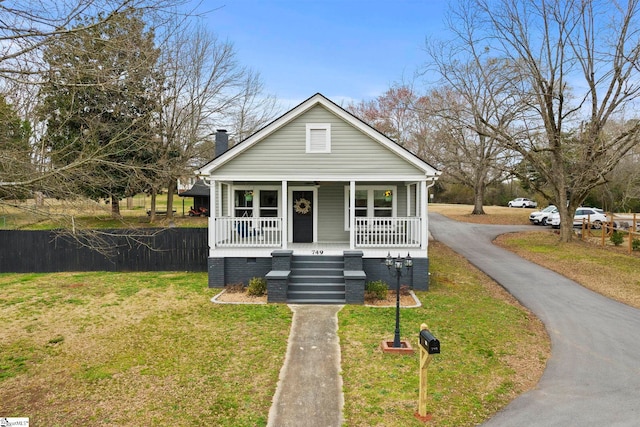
421;29;522;215
0;1;182;81
348;80;513;215
228;71;280;144
596;127;640;211
347;85;420;148
441;0;640;241
155;22;280;220
415;86;515;214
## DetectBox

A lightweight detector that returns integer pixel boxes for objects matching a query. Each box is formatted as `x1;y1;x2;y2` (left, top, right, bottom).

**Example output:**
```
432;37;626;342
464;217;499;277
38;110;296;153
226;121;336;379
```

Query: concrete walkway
429;213;640;426
267;304;344;427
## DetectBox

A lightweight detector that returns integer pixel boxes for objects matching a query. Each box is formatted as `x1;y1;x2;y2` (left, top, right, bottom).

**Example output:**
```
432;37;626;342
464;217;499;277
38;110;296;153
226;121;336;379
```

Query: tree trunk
166;179;176;219
556;188;577;243
35;191;44;208
149;189;157;223
471;182;486;215
111;196;121;219
558;210;575;242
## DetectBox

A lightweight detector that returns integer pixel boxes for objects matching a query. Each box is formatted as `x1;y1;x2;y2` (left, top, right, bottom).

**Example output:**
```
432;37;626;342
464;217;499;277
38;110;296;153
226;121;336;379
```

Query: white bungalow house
196;93;441;304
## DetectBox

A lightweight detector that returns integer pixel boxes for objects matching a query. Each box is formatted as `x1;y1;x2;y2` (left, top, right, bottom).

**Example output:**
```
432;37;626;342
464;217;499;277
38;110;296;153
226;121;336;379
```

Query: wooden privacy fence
0;228;208;273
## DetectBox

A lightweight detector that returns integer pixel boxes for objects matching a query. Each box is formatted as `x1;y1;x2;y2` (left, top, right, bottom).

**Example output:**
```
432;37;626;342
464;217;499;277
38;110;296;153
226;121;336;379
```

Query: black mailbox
419;329;440;354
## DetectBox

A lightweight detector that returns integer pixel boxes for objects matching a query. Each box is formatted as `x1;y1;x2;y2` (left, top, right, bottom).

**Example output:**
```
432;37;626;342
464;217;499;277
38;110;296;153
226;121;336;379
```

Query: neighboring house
179;179;210;216
196;93;441;304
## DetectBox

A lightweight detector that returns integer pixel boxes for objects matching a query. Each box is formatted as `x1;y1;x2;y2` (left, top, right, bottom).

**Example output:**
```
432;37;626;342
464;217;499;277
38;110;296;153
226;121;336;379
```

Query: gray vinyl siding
314;182;411;242
213;105;426;180
317;182;349;242
398;185;408;216
220;184;229;217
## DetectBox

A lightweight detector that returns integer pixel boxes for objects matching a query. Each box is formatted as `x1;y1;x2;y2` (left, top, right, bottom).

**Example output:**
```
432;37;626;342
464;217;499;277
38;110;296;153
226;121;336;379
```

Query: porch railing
215;217;282;247
355;217;421;247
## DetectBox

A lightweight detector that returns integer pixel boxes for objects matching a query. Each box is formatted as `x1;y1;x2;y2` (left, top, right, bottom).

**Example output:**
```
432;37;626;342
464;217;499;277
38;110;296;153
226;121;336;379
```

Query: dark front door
292;190;313;243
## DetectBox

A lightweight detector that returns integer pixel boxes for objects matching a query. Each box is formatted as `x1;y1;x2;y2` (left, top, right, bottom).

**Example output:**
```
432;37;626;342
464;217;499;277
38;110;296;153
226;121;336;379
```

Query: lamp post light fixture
386;251;413;348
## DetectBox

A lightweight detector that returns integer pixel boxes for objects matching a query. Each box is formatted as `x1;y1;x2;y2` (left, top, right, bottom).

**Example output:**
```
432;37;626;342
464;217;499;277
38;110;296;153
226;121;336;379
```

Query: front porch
207;180;431;253
212;216;423;251
205;180;432;301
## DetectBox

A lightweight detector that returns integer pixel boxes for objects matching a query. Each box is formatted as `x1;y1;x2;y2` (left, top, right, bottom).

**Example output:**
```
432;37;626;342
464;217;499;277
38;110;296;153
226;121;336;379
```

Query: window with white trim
344;186;397;229
233;188;280;217
259;190;278;217
234;190;253;217
306;123;331;153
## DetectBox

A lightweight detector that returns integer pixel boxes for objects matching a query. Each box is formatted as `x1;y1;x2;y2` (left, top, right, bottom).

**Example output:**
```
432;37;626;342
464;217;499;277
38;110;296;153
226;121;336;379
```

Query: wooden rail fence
580;213;639;254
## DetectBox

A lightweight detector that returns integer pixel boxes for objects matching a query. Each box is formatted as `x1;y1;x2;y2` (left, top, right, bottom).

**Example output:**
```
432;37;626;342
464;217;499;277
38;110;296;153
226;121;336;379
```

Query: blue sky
197;0;450;108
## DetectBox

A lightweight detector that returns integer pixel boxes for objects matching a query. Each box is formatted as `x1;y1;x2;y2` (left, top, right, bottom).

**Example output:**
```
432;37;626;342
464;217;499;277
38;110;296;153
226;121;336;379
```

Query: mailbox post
417;323;440;420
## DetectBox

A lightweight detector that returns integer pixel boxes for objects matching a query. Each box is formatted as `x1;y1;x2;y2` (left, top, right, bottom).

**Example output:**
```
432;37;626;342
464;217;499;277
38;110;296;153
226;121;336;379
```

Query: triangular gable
197;93;441;178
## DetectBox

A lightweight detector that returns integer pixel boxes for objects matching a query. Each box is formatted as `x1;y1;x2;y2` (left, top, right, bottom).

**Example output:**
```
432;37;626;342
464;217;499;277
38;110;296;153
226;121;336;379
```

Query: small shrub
399;284;411;296
224;283;245;293
247;277;267;296
365;280;388;301
610;230;624;246
633;238;640;251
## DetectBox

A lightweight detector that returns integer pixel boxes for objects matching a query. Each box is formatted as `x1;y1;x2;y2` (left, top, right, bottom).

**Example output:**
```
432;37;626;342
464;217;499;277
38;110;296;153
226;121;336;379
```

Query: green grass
340;241;548;426
0;272;291;426
1;193;207;230
0;247;548;426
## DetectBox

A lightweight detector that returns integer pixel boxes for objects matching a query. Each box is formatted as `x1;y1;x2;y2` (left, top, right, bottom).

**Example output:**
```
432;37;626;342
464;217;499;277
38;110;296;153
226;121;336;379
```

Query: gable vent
306;123;331;153
310;129;326;151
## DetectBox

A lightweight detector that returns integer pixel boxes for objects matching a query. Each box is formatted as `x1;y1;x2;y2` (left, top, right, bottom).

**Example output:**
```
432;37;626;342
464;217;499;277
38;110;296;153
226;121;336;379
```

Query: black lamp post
386;252;413;348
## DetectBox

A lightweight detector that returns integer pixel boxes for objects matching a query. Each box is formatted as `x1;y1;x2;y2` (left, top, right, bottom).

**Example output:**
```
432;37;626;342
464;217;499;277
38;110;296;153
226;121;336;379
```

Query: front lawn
340;241;548;426
0;243;548;426
0;272;291;426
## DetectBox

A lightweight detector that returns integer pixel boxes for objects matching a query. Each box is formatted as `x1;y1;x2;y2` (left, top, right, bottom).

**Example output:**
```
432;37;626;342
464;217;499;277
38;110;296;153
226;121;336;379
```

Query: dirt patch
213;289;420;306
213;289;267;304
365;292;420;307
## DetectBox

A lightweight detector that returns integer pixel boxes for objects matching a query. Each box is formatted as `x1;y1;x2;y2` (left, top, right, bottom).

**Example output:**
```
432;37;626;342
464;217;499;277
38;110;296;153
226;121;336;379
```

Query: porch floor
212;241;425;258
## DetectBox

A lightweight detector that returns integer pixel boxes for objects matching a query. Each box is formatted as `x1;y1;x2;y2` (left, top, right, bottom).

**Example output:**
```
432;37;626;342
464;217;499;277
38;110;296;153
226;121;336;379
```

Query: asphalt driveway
429;213;640;426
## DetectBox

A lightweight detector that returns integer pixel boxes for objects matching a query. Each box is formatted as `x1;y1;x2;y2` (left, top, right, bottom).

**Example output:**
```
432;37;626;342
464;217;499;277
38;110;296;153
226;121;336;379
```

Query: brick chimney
215;129;228;158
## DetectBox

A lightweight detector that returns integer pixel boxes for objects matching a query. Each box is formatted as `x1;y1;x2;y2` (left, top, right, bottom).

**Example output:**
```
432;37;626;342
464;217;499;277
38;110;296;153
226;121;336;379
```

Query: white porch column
208;179;216;255
349;180;356;249
420;179;428;250
282;180;288;249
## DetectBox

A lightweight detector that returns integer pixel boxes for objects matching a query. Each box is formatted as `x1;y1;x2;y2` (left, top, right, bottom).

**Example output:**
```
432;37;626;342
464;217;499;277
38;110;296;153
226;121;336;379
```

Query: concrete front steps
287;255;346;304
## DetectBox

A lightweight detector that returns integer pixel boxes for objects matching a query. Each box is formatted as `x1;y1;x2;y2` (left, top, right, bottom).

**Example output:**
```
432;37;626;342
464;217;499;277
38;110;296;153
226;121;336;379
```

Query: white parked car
529;205;557;225
508;198;538;208
548;207;609;229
